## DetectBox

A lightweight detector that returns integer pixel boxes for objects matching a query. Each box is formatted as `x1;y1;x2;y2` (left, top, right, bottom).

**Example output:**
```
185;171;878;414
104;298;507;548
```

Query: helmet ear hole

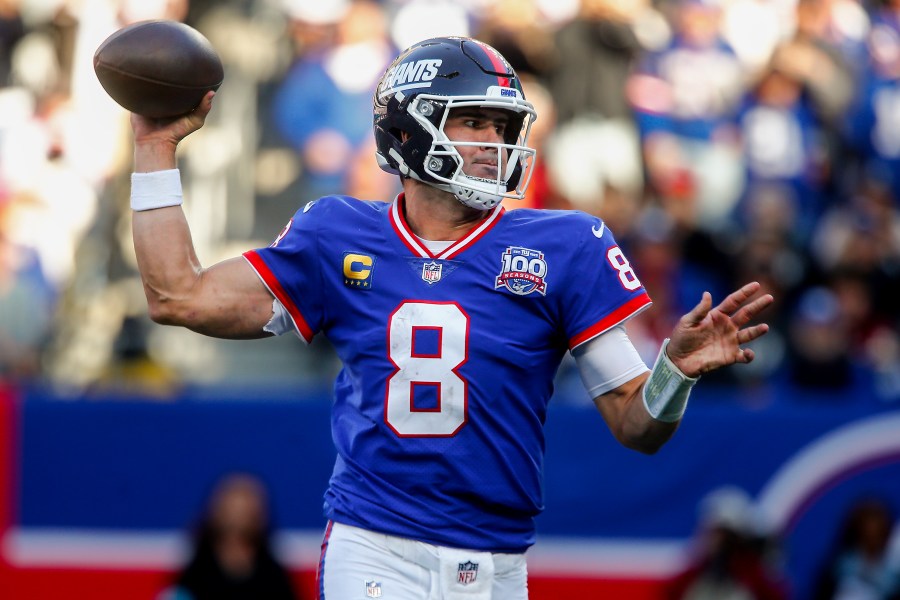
425;149;456;179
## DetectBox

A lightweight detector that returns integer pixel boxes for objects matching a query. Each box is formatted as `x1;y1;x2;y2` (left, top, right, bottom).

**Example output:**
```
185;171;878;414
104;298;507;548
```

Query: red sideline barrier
3;568;666;600
530;577;667;599
5;569;316;600
7;568;170;600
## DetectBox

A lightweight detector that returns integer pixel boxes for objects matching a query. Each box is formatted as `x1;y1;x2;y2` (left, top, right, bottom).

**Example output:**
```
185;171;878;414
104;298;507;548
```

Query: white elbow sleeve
642;339;698;422
573;326;649;397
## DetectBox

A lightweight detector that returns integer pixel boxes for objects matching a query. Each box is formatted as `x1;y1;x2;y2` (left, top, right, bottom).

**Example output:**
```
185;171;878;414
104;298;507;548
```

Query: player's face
443;107;510;180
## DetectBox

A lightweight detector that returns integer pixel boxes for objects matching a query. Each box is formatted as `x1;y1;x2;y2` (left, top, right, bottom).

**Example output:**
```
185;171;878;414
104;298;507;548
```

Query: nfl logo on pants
365;580;382;598
458;561;478;585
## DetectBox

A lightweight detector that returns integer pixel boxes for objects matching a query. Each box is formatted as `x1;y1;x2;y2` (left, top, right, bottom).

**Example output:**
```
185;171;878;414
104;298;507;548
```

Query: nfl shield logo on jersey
422;261;442;284
458;561;479;585
495;246;548;296
365;580;383;598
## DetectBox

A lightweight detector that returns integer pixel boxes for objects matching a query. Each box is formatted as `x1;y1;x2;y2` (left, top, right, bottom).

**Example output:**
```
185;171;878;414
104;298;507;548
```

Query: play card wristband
131;169;183;211
642;338;698;422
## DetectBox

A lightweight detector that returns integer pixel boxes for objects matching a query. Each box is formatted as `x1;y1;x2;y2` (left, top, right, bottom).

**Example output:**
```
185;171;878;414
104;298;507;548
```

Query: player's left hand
666;282;774;378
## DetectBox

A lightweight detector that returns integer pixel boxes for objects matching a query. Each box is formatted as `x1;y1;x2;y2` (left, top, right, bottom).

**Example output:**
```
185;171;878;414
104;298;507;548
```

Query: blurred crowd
670;486;900;600
0;0;899;403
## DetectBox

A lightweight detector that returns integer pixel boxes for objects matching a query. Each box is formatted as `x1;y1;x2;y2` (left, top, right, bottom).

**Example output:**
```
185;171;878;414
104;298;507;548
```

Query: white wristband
642;339;698;422
131;169;183;211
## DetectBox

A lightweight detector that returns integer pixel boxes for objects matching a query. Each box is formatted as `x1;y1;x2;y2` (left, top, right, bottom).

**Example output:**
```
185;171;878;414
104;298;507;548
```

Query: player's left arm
593;371;676;454
592;282;773;454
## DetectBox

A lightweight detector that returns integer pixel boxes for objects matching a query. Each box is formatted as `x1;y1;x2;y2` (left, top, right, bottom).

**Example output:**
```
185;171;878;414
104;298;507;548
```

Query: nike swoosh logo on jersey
592;222;606;238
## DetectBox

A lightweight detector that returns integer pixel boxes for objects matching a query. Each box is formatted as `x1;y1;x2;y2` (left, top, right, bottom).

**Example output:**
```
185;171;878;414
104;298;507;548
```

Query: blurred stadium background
1;0;900;598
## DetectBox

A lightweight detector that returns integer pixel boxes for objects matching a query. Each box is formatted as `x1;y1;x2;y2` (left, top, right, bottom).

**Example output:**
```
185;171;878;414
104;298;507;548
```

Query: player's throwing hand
131;91;216;153
666;282;774;378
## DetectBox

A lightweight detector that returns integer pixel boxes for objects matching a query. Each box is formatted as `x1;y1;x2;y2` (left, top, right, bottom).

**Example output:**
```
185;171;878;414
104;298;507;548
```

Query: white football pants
318;521;529;600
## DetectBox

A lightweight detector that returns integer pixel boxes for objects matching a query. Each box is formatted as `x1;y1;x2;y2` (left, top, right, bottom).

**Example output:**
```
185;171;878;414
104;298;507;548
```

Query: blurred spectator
735;52;838;243
784;286;864;393
279;0;345;56
272;0;393;200
160;473;300;600
773;0;857;124
0;0;24;86
826;268;886;354
863;325;900;402
0;195;56;379
541;0;653;222
719;0;788;75
94;314;181;398
844;0;900;208
813;496;900;600
620;207;694;363
0;0;888;400
627;0;746;232
810;176;900;321
543;113;645;223
668;486;790;600
386;0;471;51
548;0;649;125
474;0;555;78
728;183;808;323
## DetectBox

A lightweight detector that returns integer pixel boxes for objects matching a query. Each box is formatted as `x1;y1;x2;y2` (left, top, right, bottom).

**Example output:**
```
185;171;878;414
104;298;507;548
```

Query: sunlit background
1;0;900;598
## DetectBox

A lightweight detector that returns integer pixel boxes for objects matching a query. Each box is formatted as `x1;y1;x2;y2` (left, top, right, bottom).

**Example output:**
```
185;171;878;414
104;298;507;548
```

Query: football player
129;37;772;600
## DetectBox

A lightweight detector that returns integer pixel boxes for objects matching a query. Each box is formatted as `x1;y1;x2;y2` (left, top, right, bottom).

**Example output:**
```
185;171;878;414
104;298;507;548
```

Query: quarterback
129;37;772;600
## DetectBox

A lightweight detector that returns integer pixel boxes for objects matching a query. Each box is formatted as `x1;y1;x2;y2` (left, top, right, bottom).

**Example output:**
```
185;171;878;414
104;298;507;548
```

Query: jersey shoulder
266;195;388;251
503;208;608;241
294;195;390;226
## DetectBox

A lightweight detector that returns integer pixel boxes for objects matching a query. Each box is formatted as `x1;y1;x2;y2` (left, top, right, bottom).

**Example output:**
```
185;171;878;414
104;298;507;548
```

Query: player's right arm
130;91;275;339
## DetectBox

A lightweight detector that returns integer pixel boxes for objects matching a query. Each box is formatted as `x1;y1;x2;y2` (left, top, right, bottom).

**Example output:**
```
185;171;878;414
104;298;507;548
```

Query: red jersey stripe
441;205;504;259
242;250;315;343
568;293;653;349
389;194;504;260
390;195;431;258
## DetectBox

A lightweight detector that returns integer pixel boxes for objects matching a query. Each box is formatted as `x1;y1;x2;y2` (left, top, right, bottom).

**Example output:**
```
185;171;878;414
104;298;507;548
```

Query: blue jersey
244;195;651;553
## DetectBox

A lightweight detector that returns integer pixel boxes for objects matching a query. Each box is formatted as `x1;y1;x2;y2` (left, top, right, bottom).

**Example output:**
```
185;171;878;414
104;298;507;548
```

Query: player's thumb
684;291;713;325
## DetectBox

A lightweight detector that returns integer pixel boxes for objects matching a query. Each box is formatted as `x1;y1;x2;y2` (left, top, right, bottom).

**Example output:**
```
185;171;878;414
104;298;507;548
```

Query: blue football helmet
374;37;537;210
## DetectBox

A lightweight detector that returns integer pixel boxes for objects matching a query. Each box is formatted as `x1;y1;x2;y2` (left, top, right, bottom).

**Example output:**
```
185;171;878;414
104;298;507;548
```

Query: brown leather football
93;20;223;118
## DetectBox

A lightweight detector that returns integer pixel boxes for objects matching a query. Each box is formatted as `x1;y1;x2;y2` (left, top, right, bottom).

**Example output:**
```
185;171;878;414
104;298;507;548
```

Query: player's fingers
683;291;713;326
198;90;215;112
715;281;761;315
168;91;215;140
737;347;755;363
189;91;215;122
737;323;769;345
730;293;775;327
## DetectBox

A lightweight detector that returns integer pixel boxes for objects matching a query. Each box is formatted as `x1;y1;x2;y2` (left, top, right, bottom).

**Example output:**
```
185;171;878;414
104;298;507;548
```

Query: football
93;20;224;118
